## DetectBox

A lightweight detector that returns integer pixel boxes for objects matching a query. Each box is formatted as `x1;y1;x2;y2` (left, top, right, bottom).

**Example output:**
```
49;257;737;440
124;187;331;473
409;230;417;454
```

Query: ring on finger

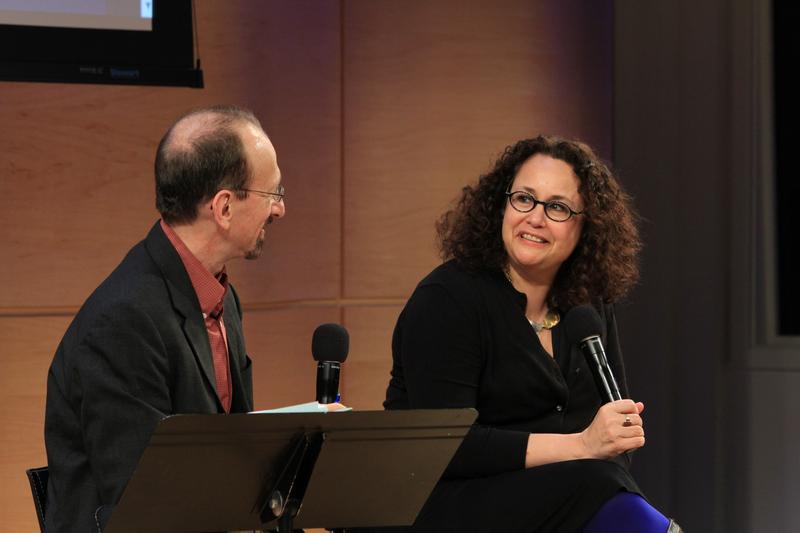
623;415;632;427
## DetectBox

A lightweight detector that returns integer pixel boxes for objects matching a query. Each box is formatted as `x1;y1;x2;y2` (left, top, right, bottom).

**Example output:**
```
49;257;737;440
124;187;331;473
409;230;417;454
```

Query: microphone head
564;304;604;345
311;323;349;362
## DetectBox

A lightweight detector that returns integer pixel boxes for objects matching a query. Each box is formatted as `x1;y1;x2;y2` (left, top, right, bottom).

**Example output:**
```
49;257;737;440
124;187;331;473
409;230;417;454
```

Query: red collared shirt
160;219;232;412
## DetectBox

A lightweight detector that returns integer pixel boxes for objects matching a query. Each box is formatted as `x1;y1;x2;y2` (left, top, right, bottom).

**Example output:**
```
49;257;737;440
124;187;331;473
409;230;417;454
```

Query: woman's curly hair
436;135;641;309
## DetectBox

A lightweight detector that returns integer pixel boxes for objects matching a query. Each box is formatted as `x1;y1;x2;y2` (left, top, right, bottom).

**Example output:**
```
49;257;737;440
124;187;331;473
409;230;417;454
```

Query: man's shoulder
78;238;173;324
51;237;176;364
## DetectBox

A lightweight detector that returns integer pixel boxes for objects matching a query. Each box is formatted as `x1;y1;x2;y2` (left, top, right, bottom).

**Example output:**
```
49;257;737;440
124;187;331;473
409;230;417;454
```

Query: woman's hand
524;400;645;468
579;399;645;459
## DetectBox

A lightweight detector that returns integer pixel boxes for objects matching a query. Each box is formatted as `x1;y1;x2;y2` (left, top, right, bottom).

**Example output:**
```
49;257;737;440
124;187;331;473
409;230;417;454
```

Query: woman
384;136;680;532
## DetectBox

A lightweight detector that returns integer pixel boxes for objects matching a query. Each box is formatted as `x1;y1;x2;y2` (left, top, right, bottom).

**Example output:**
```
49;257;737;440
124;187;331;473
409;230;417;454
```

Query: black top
385;260;631;477
384;255;627;462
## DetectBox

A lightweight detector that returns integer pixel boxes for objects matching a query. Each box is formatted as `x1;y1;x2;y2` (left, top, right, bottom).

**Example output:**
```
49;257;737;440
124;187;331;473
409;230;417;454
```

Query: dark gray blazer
44;222;254;532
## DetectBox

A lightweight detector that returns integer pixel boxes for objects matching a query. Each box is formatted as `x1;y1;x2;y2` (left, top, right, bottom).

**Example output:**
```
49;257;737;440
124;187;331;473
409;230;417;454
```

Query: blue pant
582;491;670;533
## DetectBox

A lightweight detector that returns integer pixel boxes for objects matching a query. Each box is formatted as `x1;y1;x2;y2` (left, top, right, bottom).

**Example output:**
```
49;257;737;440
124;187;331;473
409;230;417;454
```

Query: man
44;106;285;531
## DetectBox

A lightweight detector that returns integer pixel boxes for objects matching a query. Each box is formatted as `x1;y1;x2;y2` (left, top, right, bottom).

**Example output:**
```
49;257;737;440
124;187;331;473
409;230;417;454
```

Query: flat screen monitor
0;0;202;87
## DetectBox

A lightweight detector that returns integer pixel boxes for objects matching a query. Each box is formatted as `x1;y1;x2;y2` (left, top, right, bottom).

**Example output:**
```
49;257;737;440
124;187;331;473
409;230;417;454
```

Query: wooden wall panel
0;316;72;530
342;0;613;299
0;86;168;308
211;1;343;303
341;305;404;410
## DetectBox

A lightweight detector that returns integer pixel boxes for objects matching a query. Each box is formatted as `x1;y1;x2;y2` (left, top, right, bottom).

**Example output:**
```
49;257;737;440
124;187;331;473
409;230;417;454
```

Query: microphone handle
602;363;622;401
316;361;341;404
581;336;619;403
591;337;623;401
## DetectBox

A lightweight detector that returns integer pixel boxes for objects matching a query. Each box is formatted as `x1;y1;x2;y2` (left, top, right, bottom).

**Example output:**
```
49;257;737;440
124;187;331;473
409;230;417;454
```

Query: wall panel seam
0;298;407;318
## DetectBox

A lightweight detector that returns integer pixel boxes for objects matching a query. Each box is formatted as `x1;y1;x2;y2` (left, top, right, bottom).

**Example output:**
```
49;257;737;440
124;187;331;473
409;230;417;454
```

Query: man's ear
210;189;234;228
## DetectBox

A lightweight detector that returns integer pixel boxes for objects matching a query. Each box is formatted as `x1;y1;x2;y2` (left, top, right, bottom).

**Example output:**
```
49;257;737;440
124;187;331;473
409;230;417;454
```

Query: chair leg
25;466;49;533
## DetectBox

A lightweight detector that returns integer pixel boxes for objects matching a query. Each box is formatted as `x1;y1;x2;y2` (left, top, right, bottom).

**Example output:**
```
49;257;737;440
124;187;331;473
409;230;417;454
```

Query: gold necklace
528;309;560;333
503;268;561;332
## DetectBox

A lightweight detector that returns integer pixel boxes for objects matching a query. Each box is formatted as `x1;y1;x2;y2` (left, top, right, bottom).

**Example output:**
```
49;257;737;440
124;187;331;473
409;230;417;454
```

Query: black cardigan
385;260;631;478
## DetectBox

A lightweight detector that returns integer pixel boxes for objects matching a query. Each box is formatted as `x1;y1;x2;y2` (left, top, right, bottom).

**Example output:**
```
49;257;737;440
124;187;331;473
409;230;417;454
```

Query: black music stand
104;408;476;532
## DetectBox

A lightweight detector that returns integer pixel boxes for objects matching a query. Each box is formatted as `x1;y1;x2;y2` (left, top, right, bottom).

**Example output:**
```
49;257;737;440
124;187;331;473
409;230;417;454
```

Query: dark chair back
25;466;48;532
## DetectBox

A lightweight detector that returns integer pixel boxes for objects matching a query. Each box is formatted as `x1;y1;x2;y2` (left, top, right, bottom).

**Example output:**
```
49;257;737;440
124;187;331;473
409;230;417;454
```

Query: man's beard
245;235;264;260
245;217;272;260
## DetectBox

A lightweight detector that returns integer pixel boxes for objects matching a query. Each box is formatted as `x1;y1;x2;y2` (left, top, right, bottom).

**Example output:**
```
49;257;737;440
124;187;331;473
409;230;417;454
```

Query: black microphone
311;323;349;404
565;305;622;403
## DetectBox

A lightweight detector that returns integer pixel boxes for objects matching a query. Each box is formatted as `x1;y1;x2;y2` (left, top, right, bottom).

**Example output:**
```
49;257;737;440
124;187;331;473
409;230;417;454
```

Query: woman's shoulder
400;261;493;328
403;260;508;318
418;259;496;293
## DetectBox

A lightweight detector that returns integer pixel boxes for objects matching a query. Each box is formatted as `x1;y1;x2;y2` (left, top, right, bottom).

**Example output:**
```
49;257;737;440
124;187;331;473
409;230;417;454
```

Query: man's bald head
155;105;266;225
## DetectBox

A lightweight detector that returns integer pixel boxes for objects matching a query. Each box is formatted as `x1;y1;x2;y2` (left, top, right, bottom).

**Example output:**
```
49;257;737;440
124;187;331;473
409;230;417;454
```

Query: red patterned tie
206;304;231;413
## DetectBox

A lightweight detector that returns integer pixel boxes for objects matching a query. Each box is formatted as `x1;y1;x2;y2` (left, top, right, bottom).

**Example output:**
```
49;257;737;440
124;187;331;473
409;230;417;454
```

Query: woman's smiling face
502;154;584;281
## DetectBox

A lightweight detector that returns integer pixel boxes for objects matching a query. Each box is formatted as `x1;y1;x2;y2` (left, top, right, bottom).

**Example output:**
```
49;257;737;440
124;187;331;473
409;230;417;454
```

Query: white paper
249;401;352;414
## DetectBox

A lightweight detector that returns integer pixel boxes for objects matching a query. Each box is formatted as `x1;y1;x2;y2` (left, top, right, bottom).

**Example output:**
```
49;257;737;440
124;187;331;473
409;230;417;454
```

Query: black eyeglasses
240;184;285;202
505;191;583;222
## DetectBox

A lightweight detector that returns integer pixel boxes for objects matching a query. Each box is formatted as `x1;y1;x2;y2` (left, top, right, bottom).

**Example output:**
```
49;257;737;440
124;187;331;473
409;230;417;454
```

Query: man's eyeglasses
240;184;285;202
505;190;582;222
